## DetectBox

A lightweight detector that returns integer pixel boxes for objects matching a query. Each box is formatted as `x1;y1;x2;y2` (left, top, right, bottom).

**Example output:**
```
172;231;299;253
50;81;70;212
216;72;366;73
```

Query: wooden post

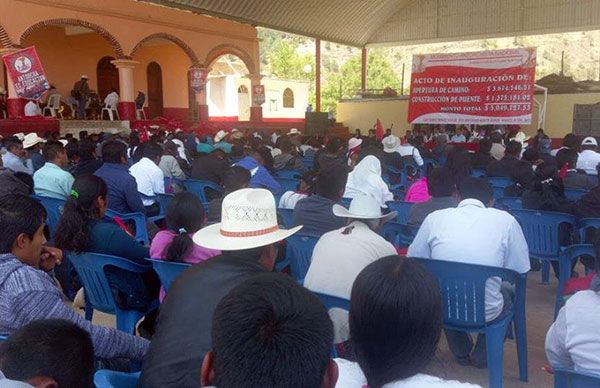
361;47;367;91
316;38;321;112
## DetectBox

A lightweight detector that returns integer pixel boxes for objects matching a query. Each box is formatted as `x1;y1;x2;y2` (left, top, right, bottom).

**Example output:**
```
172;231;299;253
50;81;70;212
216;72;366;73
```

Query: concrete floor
86;268;562;388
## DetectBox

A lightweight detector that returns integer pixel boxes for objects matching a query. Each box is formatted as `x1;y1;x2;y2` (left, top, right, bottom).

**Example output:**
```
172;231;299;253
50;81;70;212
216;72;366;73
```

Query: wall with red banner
1;46;50;100
408;48;536;125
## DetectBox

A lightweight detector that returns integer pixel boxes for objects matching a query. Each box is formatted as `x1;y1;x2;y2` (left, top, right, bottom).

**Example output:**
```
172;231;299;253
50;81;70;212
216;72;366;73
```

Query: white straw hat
22;132;46;149
582;136;598;146
13;132;25;141
348;137;363;151
287;128;300;136
81;75;88;79
214;130;227;143
510;131;531;144
333;194;397;223
193;188;302;250
382;135;400;153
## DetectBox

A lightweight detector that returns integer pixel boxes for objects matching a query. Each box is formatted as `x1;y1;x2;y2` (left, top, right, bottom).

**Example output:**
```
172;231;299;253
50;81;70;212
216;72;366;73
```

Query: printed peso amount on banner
1;46;50;100
407;48;537;125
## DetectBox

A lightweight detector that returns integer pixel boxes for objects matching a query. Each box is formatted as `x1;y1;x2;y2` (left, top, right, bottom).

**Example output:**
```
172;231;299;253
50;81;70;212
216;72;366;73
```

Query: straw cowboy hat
193;188;302;250
382;135;400;153
287;128;300;136
582;136;598;146
348;137;363;151
214;130;227;143
22;132;46;149
81;75;89;79
332;194;397;223
13;133;25;141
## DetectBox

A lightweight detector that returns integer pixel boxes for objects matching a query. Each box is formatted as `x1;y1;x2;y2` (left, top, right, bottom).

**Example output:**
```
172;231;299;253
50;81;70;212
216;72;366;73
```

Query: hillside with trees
258;28;600;114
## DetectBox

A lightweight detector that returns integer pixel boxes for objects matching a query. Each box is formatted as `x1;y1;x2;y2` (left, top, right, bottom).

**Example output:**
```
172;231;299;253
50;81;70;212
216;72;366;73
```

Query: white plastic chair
101;101;120;121
43;94;63;118
136;107;146;120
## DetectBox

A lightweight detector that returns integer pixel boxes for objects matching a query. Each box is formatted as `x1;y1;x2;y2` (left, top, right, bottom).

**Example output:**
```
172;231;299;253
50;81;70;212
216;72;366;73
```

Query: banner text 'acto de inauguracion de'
407;48;537;125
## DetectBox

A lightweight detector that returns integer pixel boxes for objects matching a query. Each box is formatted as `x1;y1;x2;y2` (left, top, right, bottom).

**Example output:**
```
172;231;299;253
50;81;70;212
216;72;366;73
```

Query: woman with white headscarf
344;155;393;207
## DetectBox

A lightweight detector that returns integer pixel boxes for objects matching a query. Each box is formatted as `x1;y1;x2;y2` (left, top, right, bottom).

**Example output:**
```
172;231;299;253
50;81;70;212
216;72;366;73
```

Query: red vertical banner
408;48;536;125
190;67;208;92
252;85;265;106
1;47;50;100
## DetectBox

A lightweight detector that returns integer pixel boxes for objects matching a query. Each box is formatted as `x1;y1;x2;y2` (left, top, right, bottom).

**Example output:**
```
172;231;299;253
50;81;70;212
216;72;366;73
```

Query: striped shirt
0;254;148;360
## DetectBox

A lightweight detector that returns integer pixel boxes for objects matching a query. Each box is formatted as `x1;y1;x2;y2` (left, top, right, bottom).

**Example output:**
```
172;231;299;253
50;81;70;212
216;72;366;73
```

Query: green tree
320;52;401;114
267;41;314;81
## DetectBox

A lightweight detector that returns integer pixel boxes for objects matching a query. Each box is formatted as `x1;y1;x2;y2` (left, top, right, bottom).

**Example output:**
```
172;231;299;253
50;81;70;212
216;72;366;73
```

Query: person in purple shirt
234;147;282;194
94;140;145;214
293;163;348;236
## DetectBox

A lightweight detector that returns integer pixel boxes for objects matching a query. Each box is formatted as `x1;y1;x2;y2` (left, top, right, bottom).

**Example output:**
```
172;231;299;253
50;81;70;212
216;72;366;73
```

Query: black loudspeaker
305;112;329;137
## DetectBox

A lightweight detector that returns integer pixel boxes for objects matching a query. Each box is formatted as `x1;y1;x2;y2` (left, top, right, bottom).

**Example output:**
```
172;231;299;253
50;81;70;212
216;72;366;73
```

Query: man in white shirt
576;137;600;175
408;177;530;368
129;142;164;217
104;88;119;108
24;100;41;117
303;194;398;343
397;139;424;166
546;286;600;374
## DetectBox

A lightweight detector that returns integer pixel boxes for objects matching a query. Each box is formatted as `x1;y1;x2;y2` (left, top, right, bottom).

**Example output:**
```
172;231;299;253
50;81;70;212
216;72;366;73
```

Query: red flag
375;119;384;141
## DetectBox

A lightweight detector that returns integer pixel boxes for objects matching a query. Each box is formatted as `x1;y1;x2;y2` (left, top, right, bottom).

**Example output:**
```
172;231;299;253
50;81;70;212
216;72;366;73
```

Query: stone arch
0;24;12;48
204;44;256;74
20;18;124;57
130;33;200;66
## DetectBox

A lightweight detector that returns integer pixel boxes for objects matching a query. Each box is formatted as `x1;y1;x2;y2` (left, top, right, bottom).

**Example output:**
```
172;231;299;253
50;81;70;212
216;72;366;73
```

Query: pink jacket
404;177;431;203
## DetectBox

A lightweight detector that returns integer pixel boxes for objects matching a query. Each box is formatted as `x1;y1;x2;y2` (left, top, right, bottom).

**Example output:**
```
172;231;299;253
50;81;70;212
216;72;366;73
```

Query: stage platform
0;118;131;137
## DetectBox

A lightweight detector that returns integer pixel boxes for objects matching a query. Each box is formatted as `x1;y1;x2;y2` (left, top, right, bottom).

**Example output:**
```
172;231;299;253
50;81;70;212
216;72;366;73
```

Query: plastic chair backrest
412;258;520;328
31;195;65;237
313;291;350;311
94;370;140;388
471;169;486;177
554;367;600;388
157;193;174;214
182;179;223;203
68;252;151;315
278;208;294;228
488;176;512;188
147;258;190;292
303;156;314;170
381;221;419;247
0;335;6;342
105;209;149;245
578;218;600;243
286;234;320;282
48;94;61;109
496;197;523;211
386;201;414;225
275;177;298;193
275;170;302;179
564;188;588;202
511;209;576;258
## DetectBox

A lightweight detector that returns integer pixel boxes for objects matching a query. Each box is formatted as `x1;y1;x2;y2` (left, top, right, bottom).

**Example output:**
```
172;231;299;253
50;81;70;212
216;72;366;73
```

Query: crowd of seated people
3;124;600;388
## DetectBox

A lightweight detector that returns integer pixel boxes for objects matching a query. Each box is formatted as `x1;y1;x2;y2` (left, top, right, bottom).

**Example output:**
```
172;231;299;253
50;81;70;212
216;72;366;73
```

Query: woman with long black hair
54;174;158;313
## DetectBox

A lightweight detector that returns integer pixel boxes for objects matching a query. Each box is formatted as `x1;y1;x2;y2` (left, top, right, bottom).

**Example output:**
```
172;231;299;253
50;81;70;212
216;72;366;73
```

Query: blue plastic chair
31;195;65;238
554;244;596;318
275;169;302;179
511;209;577;284
157;193;174;215
303;156;314;170
0;335;6;342
164;177;184;193
554;367;600;388
68;252;158;334
412;258;528;388
313;291;350;357
385;165;407;191
488;177;512;199
286;234;320;283
422;158;438;176
146;258;190;293
496;197;523;211
275;177;299;193
181;179;223;203
94;370;140;388
564;188;588;202
381;221;419;247
472;169;486;177
278;208;294;229
386;201;414;225
139;193;166;223
578;218;600;243
105;209;149;245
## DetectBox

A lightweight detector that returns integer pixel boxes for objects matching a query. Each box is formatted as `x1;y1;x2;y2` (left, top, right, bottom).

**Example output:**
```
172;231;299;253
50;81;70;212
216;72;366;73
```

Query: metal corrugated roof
142;0;600;47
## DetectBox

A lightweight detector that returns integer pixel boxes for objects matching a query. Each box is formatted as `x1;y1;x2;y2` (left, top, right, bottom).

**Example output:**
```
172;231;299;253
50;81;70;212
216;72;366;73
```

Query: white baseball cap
582;136;598;146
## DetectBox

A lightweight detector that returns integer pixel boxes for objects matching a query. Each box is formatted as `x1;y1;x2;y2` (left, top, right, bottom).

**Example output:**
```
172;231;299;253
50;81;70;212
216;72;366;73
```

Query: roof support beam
315;38;321;112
